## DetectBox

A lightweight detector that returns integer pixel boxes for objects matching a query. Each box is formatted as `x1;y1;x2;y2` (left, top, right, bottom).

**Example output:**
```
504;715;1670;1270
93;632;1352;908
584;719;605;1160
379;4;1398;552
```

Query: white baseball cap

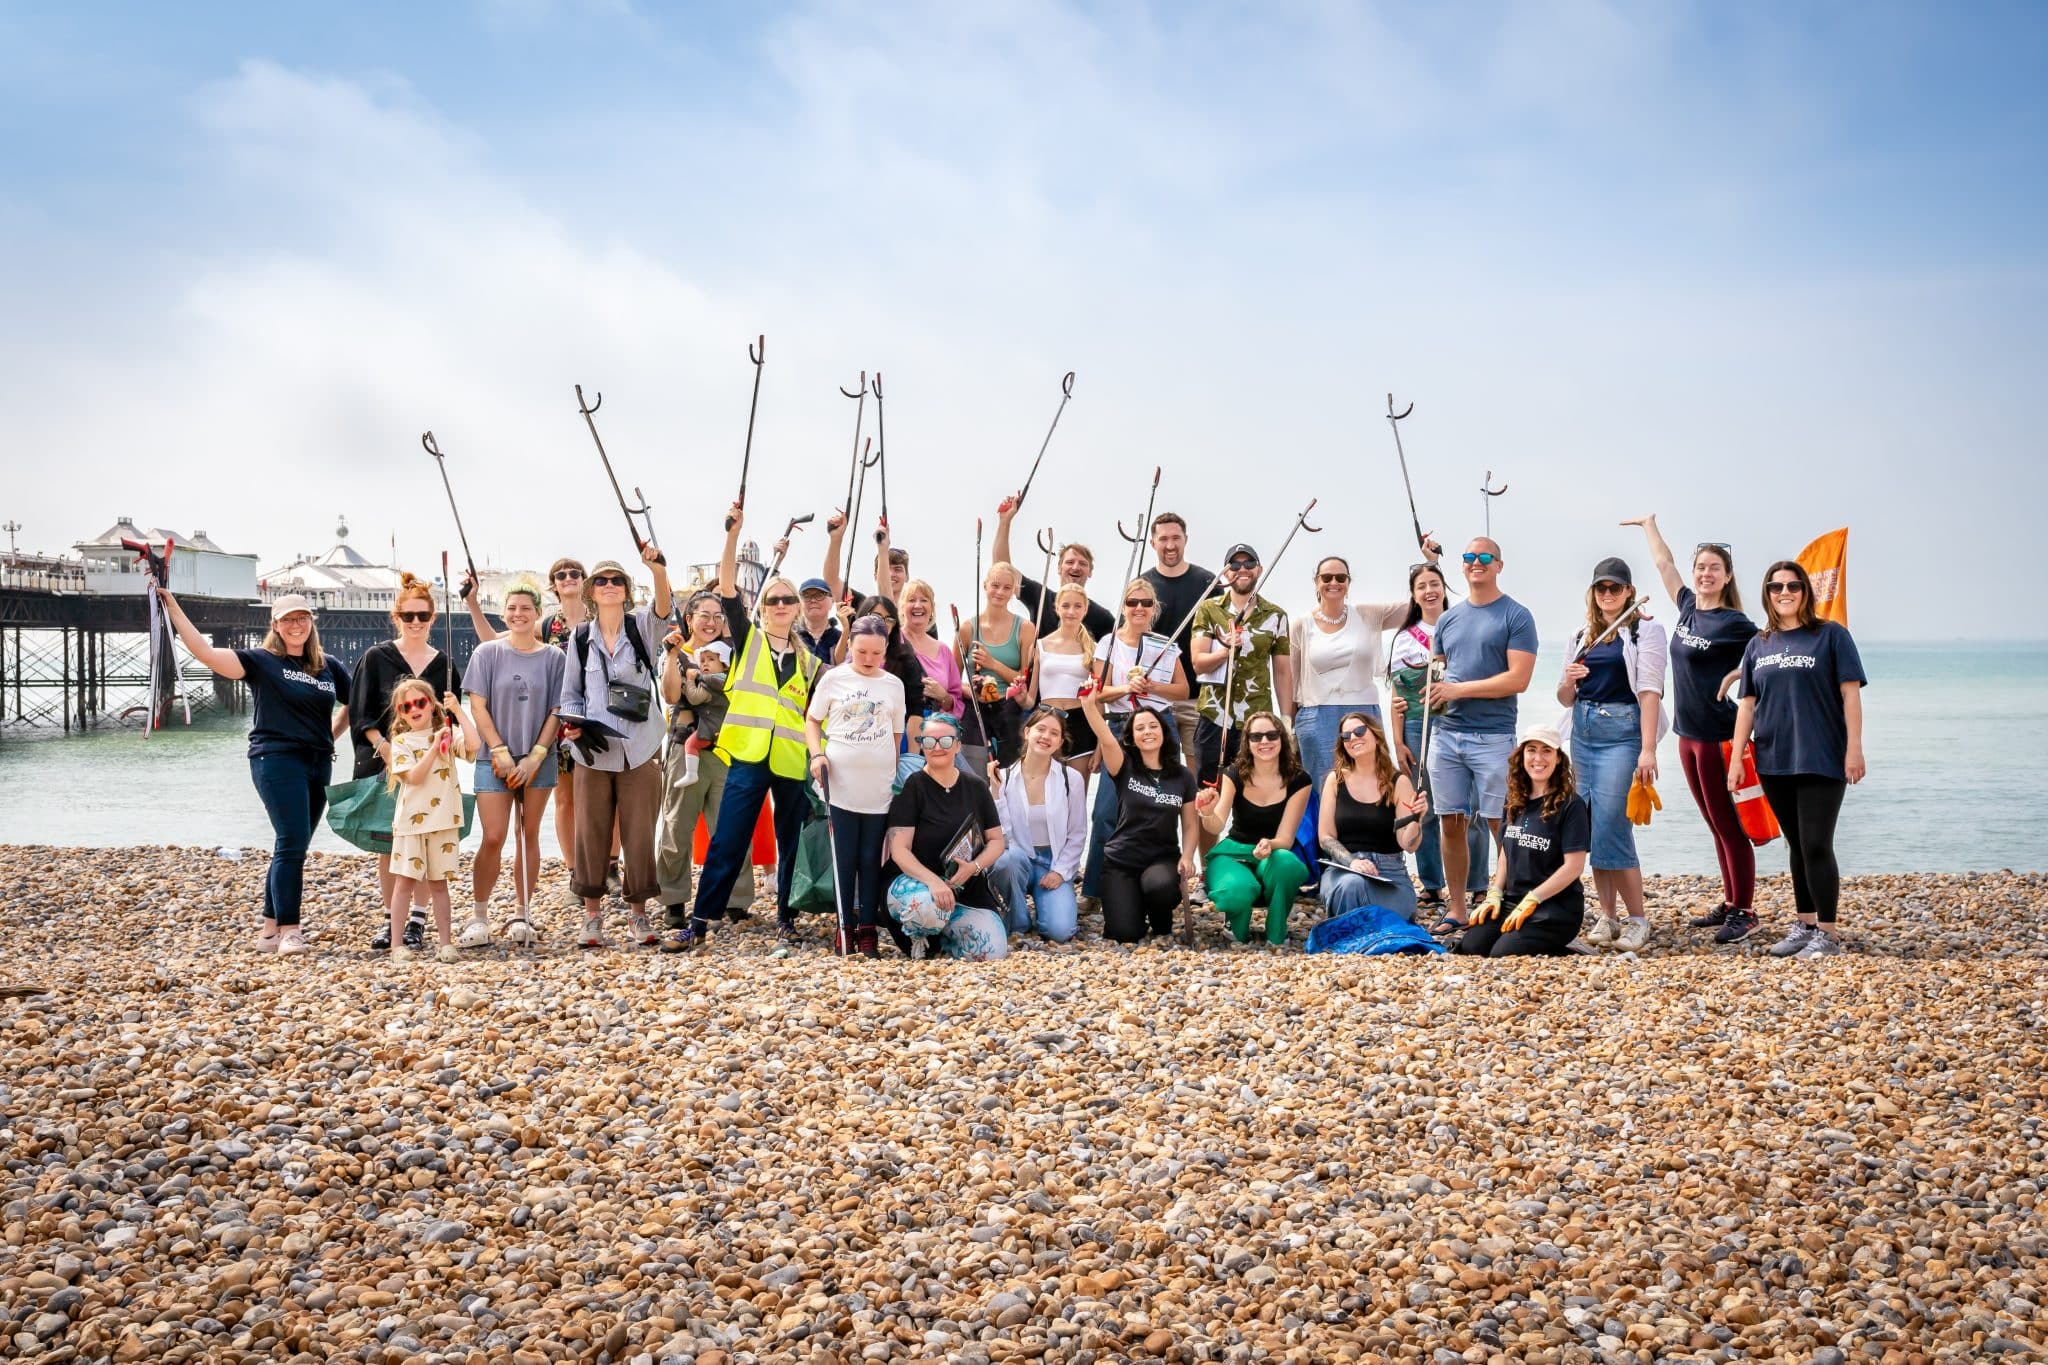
269;594;317;621
1517;721;1563;753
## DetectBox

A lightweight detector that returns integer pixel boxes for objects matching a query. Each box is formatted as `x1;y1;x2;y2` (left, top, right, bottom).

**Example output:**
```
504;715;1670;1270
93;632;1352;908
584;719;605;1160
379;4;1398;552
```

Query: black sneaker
371;923;392;951
1713;909;1759;944
1689;904;1732;928
402;919;425;951
777;920;804;946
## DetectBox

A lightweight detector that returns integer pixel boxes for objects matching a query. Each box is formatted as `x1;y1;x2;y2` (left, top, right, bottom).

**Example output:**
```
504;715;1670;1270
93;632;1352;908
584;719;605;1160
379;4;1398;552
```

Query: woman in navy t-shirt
1623;516;1760;941
159;588;351;955
1730;560;1867;959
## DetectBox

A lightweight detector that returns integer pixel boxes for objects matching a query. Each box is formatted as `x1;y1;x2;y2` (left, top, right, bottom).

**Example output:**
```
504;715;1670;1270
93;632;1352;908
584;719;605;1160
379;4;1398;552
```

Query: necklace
1313;606;1347;626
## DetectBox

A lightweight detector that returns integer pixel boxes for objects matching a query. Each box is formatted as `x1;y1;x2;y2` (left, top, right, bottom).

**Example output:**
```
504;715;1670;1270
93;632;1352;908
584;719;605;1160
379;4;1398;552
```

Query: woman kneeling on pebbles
1458;724;1591;958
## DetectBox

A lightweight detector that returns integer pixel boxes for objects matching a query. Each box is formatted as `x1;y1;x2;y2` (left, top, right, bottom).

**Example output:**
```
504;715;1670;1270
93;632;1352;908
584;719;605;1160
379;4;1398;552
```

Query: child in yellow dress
386;677;477;962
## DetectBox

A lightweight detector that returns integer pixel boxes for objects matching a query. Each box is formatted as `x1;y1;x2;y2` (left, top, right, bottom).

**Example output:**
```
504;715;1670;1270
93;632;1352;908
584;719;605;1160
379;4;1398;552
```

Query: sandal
1428;915;1465;937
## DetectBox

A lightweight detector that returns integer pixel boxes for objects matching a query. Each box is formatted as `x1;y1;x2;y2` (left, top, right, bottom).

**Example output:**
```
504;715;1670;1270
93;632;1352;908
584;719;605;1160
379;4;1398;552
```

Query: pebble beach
3;845;2045;1364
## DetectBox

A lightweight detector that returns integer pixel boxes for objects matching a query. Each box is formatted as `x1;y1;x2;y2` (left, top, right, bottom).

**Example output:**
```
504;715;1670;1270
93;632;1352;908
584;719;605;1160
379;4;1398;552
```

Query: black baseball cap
1591;557;1633;588
1223;543;1260;567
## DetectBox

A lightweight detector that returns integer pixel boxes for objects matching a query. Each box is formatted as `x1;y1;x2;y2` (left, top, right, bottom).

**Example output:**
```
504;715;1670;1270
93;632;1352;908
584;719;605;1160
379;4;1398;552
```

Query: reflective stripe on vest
714;626;816;778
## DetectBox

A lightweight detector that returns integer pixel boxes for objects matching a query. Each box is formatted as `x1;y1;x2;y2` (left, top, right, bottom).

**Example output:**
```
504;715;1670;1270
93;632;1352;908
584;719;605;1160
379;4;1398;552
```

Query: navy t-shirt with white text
1671;587;1758;743
236;650;350;760
1738;622;1866;779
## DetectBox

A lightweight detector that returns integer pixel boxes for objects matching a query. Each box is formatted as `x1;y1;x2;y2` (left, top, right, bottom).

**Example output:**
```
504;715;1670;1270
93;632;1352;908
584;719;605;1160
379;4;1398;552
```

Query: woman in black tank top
1316;712;1428;922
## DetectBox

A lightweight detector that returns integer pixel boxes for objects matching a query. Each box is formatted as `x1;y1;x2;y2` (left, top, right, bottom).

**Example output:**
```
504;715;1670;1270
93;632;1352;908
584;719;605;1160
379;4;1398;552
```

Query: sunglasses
760;594;799;607
1340;726;1375;742
1318;572;1350;584
916;733;959;752
553;569;585;582
399;698;432;712
1124;598;1157;610
397;610;433;623
1593;582;1630;594
1461;553;1498;566
1766;581;1805;595
589;575;628;588
1227;559;1258;571
1695;542;1732;555
1246;730;1283;743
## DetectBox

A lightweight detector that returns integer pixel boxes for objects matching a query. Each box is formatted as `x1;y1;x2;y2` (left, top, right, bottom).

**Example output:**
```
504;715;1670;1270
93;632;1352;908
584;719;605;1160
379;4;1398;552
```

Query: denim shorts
1570;700;1640;870
474;755;559;794
1425;728;1512;820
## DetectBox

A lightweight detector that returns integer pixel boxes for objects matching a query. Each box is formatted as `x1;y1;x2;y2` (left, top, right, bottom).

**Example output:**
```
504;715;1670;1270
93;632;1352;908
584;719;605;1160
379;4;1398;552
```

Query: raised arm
717;503;744;600
461;571;500;643
156;587;244;679
642;540;673;620
1622;514;1686;603
1080;693;1122;776
823;509;848;603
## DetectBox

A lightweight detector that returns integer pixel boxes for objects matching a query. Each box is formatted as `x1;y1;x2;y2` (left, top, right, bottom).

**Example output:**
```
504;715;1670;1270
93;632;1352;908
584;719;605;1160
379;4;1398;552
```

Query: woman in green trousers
1195;709;1311;944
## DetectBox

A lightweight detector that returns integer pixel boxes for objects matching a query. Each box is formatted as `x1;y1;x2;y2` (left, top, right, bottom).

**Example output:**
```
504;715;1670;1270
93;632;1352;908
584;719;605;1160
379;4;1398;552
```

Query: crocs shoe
456;917;493;949
435;944;459;964
504;917;538;947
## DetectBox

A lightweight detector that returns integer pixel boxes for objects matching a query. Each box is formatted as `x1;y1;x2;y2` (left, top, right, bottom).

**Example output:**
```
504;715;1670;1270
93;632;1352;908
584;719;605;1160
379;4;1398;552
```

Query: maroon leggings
1678;737;1755;910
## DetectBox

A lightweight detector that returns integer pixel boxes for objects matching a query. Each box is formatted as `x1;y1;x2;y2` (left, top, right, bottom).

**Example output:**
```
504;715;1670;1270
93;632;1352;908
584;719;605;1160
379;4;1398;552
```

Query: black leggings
1758;773;1847;924
1102;860;1180;942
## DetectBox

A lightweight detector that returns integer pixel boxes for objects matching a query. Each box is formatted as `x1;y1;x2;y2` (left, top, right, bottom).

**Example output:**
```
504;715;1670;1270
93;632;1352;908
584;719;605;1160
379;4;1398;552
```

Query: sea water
1;643;2040;876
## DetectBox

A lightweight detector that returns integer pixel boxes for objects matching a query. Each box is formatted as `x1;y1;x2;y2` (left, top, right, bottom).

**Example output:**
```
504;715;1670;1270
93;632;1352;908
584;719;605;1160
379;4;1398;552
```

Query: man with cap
1188;543;1293;788
795;578;842;664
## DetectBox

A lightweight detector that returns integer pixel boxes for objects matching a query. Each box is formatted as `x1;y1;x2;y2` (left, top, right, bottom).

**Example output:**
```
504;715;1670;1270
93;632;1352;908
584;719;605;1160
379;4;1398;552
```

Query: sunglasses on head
1461;552;1498;566
916;733;959;752
759;594;798;607
1341;725;1375;742
553;569;585;582
1318;572;1349;584
397;610;433;623
1124;598;1156;609
1766;581;1805;595
589;574;628;588
1695;542;1732;555
1246;730;1283;743
399;697;432;712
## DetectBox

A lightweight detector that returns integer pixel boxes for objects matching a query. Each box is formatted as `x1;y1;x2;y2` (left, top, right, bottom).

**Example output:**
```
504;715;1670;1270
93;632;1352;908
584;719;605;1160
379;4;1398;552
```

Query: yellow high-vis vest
714;626;819;778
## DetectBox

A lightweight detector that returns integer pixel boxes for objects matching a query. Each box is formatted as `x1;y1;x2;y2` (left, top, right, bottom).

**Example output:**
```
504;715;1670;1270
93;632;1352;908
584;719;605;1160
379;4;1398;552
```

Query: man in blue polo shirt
1426;536;1539;928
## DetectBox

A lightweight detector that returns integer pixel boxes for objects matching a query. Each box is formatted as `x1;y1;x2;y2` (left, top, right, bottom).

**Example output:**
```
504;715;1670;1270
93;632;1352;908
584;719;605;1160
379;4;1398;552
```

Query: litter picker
729;335;765;531
574;384;662;561
422;431;480;597
1012;370;1076;511
1117;465;1162;587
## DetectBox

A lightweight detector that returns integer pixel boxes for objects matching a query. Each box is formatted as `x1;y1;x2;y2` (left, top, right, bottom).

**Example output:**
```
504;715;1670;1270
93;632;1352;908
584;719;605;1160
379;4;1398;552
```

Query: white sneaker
1767;922;1817;958
254;928;281;954
275;928;310;957
456;917;493;948
1615;918;1651;952
1585;915;1620;947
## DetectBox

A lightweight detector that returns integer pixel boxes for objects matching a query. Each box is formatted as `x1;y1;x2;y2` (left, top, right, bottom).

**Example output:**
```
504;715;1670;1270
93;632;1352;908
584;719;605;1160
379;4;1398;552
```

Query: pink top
913;640;965;717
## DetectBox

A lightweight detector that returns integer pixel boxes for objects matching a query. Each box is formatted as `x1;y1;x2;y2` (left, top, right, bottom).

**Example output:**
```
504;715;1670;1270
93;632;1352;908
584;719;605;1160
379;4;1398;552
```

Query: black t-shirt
1577;637;1634;705
886;767;1003;905
348;643;463;774
1103;759;1199;870
1670;588;1757;742
1015;574;1116;642
236;650;350;760
1226;771;1311;844
723;595;804;688
1739;621;1867;779
1143;563;1220;657
1501;794;1591;917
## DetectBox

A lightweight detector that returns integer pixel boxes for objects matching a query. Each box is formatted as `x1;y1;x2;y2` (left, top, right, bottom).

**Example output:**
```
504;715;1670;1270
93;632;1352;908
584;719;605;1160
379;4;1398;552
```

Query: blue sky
2;1;2043;638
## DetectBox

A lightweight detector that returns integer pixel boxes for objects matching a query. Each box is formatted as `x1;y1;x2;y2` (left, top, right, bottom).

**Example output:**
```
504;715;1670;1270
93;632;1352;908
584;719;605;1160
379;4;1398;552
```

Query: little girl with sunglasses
384;677;477;962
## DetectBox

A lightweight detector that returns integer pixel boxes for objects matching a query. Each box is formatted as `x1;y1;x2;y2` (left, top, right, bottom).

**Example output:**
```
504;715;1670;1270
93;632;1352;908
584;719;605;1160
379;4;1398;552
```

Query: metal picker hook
729;334;767;532
1013;369;1077;511
1481;470;1509;538
422;430;480;596
574;383;650;554
1033;526;1057;638
1386;393;1429;555
843;437;879;593
1120;465;1163;585
870;369;890;545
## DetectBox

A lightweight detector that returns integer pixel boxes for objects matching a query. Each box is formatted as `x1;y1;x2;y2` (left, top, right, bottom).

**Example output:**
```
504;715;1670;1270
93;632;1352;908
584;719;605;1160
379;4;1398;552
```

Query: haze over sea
2;642;2038;878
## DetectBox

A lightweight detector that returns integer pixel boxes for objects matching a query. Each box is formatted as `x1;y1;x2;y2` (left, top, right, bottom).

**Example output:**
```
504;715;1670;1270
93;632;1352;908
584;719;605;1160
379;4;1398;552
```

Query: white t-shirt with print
805;664;907;814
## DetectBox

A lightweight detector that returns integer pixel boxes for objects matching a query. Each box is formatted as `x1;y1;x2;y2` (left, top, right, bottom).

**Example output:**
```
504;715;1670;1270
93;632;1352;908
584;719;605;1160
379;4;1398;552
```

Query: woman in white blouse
988;705;1090;941
1289;552;1437;790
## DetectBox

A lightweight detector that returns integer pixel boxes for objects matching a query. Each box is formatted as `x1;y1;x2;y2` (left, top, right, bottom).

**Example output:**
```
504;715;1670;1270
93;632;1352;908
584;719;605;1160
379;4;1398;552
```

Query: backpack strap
575;618;653;679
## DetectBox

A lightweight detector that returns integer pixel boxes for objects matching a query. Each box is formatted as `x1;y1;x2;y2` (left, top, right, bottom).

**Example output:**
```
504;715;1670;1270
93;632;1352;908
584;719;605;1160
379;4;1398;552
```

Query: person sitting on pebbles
1457;723;1591;958
884;712;1011;959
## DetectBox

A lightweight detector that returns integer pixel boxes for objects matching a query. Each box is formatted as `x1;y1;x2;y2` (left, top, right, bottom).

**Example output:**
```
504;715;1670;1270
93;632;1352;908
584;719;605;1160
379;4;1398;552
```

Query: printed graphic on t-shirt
1124;775;1187;809
1750;649;1819;672
279;667;337;694
1504;820;1551;853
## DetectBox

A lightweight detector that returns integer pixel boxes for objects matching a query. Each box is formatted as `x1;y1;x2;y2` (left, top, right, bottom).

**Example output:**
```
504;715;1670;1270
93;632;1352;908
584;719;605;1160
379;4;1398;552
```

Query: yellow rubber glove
1501;892;1542;932
1473;889;1504;923
1627;777;1662;826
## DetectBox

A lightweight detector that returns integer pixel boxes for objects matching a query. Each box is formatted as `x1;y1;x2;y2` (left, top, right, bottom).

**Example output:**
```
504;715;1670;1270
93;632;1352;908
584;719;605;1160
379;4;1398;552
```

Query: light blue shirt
557;608;666;771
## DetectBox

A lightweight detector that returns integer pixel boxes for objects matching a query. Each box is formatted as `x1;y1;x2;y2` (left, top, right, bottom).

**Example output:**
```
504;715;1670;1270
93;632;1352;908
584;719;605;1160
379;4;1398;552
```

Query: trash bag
1292;783;1322;881
1304;901;1445;956
788;783;838;916
323;775;475;855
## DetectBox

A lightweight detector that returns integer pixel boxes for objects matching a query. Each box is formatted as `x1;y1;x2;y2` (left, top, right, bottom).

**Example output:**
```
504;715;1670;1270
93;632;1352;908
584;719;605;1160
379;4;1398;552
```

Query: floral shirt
1191;594;1290;725
390;729;463;835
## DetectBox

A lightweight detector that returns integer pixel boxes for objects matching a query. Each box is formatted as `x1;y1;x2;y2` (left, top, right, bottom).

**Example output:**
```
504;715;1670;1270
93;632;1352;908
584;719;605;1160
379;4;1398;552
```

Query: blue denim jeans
1319;852;1420;922
248;750;332;927
1425;727;1513;821
1570;700;1642;870
691;759;808;926
1296;703;1377;793
1081;763;1119;899
1405;714;1491;894
992;844;1079;941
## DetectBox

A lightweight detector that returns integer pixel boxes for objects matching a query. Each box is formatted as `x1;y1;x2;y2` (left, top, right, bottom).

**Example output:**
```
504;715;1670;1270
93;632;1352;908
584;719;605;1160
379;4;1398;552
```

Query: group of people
160;495;1867;963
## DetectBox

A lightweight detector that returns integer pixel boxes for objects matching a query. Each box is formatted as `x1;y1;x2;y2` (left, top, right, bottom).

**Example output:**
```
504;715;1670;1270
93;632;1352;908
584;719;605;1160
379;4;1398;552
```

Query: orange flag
1797;528;1848;626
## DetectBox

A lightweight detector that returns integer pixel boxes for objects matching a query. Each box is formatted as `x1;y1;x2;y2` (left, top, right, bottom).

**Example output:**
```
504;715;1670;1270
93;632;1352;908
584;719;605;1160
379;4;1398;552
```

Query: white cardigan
1555;618;1672;747
992;759;1089;884
1288;600;1411;709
